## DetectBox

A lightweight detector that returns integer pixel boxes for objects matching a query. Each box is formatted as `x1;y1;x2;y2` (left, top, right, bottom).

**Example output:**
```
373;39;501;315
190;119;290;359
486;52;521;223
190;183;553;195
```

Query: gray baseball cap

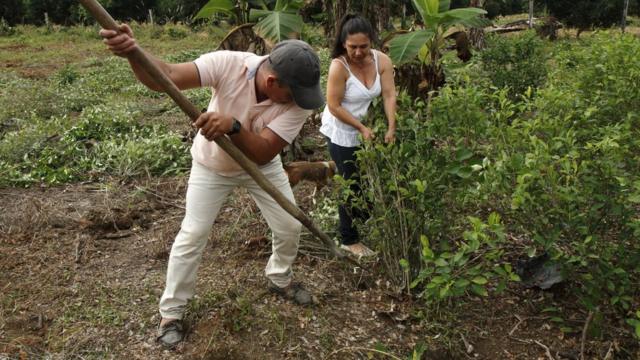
269;39;325;110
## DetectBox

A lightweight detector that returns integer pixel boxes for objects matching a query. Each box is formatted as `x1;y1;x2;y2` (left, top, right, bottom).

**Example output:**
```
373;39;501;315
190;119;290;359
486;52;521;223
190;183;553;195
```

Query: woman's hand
384;128;396;144
359;126;375;141
99;24;137;57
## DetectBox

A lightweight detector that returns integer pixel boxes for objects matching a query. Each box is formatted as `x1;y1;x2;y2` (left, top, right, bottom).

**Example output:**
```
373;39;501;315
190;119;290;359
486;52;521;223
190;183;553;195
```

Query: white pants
159;159;301;319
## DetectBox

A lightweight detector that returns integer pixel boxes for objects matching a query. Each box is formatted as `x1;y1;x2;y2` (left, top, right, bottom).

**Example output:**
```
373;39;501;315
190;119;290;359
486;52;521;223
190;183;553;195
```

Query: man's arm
194;112;288;165
100;24;200;91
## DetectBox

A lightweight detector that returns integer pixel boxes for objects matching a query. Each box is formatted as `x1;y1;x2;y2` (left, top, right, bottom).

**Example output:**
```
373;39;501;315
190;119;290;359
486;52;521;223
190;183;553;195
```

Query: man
100;24;324;347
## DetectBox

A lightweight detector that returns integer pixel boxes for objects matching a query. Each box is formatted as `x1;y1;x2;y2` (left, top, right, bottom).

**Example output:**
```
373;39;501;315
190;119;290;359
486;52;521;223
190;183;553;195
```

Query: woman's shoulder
374;50;392;64
329;57;350;75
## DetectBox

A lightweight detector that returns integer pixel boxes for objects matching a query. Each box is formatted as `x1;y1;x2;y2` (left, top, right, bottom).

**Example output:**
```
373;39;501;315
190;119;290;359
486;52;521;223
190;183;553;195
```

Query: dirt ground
1;171;638;359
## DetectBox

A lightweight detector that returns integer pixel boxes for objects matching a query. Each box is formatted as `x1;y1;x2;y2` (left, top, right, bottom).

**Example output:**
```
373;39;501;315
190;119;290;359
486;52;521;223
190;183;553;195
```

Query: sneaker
340;243;377;258
269;281;312;306
156;319;184;348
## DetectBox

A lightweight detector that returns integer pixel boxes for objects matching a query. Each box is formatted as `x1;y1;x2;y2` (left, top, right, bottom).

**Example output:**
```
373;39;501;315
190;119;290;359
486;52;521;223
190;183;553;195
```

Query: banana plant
195;0;304;45
388;0;489;94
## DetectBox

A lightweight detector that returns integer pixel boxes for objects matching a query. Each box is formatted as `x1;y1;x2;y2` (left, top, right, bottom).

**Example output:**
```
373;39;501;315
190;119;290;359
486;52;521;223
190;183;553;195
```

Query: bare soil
1;173;638;359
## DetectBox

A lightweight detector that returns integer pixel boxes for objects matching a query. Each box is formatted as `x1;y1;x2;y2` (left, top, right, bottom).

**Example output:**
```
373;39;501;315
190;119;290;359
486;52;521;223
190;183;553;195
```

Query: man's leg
244;161;301;289
159;161;235;320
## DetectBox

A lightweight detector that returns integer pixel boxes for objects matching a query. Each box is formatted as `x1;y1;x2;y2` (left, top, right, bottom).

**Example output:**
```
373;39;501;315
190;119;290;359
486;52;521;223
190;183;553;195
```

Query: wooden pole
77;0;360;267
528;0;534;29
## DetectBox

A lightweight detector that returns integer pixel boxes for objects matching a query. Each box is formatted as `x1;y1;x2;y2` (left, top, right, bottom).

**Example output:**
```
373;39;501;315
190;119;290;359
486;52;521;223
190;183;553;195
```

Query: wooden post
528;0;534;29
148;9;154;25
622;0;630;33
76;0;360;268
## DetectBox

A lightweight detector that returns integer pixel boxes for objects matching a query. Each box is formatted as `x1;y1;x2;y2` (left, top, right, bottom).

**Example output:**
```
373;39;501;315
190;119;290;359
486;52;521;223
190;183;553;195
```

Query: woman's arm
378;52;397;143
326;59;375;141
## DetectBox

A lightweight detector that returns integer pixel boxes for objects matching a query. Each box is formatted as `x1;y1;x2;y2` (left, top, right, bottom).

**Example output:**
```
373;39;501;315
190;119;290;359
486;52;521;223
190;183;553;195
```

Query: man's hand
194;112;234;141
99;24;137;57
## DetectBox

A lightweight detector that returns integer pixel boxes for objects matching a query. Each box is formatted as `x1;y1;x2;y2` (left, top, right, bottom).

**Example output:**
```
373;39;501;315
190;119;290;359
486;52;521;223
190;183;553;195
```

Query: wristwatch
227;118;241;136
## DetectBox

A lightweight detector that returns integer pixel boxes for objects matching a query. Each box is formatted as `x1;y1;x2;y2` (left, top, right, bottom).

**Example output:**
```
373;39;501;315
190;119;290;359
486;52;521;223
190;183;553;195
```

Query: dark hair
331;14;376;59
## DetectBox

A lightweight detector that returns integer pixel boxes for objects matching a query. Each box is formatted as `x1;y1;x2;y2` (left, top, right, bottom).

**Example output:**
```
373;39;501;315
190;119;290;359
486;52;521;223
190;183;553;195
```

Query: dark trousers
327;138;366;245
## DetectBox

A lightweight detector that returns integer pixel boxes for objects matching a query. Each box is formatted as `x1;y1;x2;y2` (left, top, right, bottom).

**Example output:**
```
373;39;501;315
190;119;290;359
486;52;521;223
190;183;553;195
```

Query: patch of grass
185;289;225;323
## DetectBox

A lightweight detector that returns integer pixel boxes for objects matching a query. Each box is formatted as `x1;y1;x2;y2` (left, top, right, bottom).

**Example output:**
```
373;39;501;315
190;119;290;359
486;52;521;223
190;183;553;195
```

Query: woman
320;14;397;257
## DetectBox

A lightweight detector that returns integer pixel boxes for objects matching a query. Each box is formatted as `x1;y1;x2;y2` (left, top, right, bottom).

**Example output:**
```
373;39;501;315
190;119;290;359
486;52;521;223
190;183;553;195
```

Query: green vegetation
355;31;640;337
1;15;639;356
0;24;221;186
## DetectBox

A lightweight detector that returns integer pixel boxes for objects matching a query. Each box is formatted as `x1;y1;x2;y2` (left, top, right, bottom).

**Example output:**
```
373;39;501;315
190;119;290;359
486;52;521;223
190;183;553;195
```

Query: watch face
229;119;241;135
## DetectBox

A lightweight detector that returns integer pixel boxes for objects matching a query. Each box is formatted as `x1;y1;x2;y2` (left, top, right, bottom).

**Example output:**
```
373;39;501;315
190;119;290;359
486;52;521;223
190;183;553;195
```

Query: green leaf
455;147;473;161
472;276;487;285
439;0;451;13
388;30;434;65
454;278;470;288
399;258;410;270
194;0;235;20
434;258;448;267
251;11;303;44
454;166;472;179
471;284;488;296
412;0;440;21
440;8;490;28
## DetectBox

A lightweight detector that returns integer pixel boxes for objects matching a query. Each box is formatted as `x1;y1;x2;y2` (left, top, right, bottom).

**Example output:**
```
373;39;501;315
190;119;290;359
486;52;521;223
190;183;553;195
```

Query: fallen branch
603;341;614;360
534;340;555;360
326;346;403;360
580;310;594;360
509;314;525;336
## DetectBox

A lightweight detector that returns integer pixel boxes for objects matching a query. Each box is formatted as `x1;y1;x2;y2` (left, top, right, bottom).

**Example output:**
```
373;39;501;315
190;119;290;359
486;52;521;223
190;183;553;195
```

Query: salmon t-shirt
191;51;311;176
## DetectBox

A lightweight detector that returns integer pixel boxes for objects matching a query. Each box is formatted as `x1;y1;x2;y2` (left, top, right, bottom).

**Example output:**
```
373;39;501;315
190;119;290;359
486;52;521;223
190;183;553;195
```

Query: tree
622;0;630;32
540;0;626;38
321;0;396;49
388;0;488;96
0;0;24;25
195;0;304;45
468;0;485;49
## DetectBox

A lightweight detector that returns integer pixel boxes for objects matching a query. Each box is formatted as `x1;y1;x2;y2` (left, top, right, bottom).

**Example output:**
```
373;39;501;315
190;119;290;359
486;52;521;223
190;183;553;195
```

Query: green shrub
540;0;626;35
0;105;189;186
348;32;639;323
480;31;548;100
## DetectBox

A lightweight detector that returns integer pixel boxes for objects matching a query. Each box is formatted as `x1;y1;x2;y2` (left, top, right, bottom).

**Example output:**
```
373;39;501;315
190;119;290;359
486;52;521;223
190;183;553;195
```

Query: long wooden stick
78;0;360;267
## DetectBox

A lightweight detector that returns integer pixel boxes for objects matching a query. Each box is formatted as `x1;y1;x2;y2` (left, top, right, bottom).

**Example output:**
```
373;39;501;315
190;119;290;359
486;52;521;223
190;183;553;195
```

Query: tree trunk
323;0;392;48
322;0;350;47
363;0;392;46
528;0;534;28
622;0;630;32
469;0;486;49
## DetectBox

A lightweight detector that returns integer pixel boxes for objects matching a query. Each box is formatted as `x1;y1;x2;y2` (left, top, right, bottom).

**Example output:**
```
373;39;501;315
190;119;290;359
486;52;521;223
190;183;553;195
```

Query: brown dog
283;160;337;189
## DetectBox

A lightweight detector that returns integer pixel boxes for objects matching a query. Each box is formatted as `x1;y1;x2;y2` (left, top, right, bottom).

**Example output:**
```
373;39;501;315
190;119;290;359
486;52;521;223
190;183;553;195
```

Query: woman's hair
331;14;376;59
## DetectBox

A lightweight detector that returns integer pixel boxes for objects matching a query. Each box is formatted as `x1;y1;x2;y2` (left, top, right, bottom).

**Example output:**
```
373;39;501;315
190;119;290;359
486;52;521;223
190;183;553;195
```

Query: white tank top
320;50;381;147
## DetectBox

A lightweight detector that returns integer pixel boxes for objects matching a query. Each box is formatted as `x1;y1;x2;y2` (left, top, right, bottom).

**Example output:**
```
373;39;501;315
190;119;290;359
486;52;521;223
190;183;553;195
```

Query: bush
540;0;626;35
480;31;548;100
349;32;639;324
0;104;189;186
